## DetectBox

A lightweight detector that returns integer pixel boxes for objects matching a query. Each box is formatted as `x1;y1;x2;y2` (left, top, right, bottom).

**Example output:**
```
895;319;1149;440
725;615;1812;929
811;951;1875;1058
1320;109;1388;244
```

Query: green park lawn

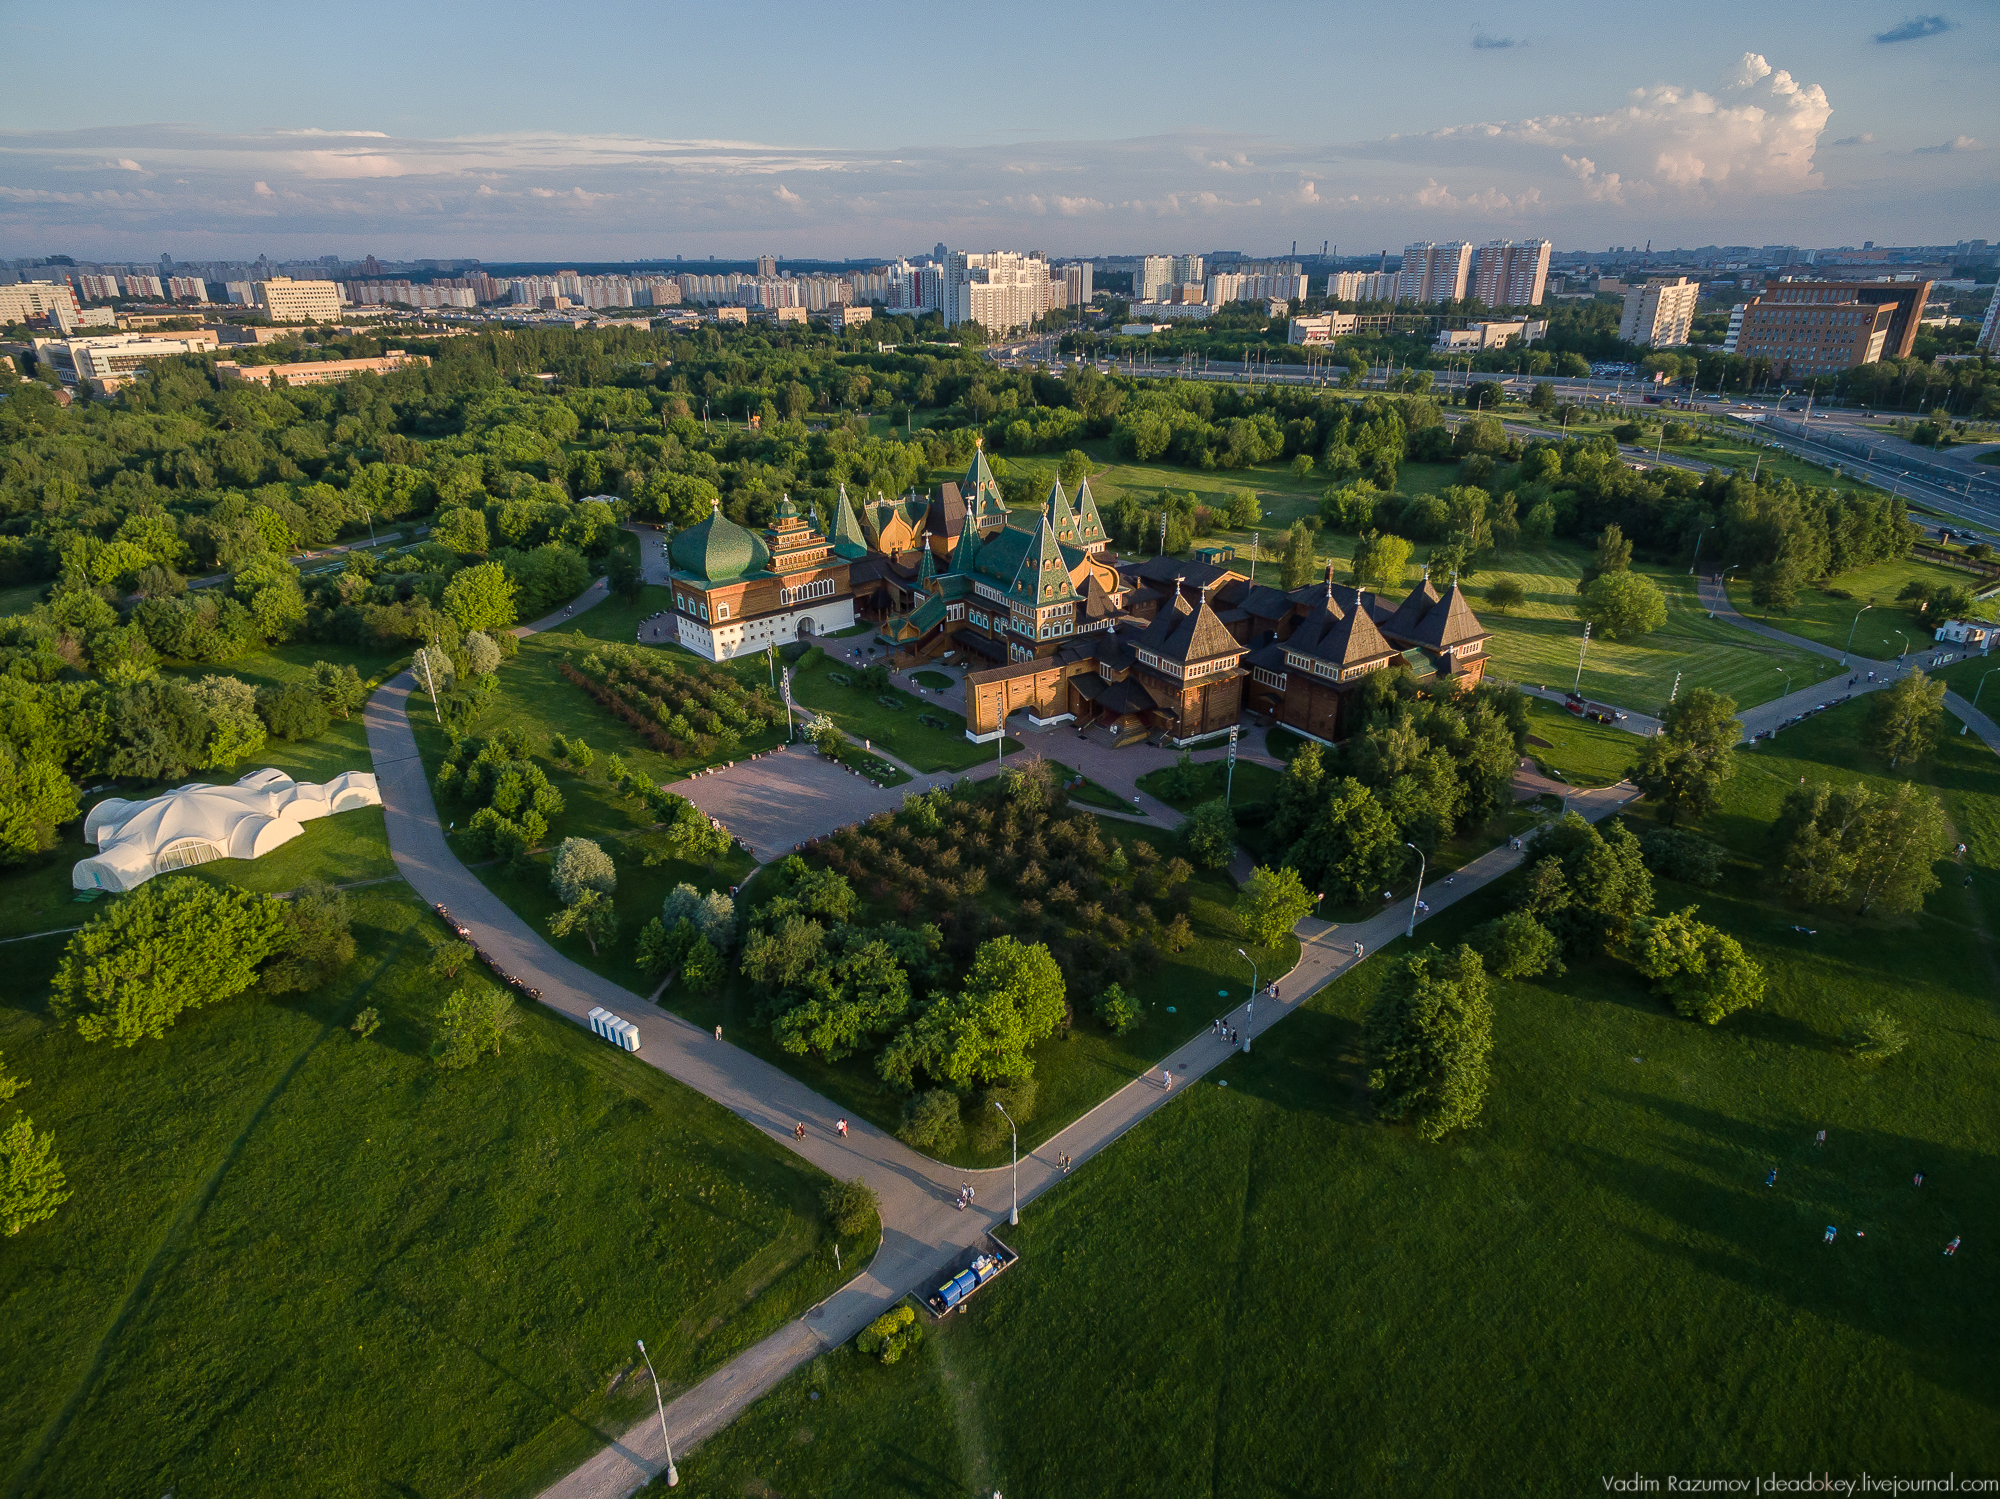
0;885;871;1499
910;669;955;691
1476;541;1834;715
651;696;2000;1495
788;647;1010;772
655;807;1297;1171
1727;558;1998;659
1521;696;1643;789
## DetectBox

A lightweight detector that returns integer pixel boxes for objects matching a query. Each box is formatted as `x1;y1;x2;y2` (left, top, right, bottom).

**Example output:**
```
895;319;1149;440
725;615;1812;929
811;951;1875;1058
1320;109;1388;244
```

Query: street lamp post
1404;843;1427;938
1688;524;1714;575
1235;948;1259;1055
1842;604;1874;665
991;1102;1019;1225
1774;665;1791;704
635;1339;680;1487
1964;668;2000;734
1888;630;1909;660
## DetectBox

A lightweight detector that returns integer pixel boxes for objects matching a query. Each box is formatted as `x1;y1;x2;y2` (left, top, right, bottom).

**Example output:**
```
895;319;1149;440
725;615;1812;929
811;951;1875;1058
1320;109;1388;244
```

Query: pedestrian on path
1354;941;1363;958
1061;1152;1072;1174
1914;1171;1925;1188
837;1118;849;1138
1824;1225;1838;1245
1162;1066;1173;1092
1766;1168;1778;1187
1815;1129;1827;1148
714;1025;723;1041
1944;1237;1961;1256
795;1122;807;1141
956;1189;967;1211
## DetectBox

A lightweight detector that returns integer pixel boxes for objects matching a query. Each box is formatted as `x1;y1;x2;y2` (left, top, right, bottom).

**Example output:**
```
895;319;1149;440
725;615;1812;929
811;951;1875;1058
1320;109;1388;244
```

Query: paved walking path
360;583;1636;1497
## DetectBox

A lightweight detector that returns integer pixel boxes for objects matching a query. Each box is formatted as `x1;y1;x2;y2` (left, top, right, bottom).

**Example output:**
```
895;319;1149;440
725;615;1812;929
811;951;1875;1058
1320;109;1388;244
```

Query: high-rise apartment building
1169;255;1204;286
1722;303;1748;353
1206;270;1310;305
122;274;166;300
74;273;123;302
166;277;209;302
1617;276;1700;347
942;250;1052;332
1327;271;1397;302
1396;242;1473;304
253;277;344;323
0;281;80;322
1979;285;2000;356
1061;262;1094;309
1469;240;1551;307
1133;256;1173;304
756;254;778;279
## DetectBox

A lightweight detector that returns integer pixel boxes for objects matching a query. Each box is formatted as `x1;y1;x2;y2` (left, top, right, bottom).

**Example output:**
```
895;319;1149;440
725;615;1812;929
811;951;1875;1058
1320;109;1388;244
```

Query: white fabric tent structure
74;768;382;894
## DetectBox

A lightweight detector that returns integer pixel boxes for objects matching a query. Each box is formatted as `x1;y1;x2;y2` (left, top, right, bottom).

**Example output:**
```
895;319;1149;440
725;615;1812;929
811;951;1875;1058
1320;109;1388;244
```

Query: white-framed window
780;577;835;607
699;601;709;621
1459;639;1482;657
947;603;965;622
715;602;730;620
1253;666;1286;690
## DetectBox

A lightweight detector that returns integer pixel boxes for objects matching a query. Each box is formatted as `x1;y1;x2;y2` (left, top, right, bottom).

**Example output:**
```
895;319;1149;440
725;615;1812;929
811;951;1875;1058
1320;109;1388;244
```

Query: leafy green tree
681;934;725;991
261;880;356;995
1271;741;1327;847
1240;864;1314;946
1288;776;1405;905
897;1089;963;1152
1181;798;1237;870
1770;780;1949;915
0;1048;26;1103
107;678;210;781
309;660;370;719
350;1006;382;1040
821;1177;878;1236
1867;670;1945;769
661;882;736;948
0;1117;72;1237
1521;813;1655;957
1577;570;1666;640
606;545;643;601
184;674;266;768
1473;911;1564;979
1059;449;1090;489
773;941;913;1062
1094;982;1142;1034
442;561;519;634
876;936;1065;1091
1631;687;1739;826
461;631;504;677
52;877;290;1045
856;1303;922;1363
1279;520;1317;591
550;836;617;906
1350;529;1415;592
548;887;618;956
1228;490;1264;528
1484;578;1525;614
428;940;475;980
431;985;518;1069
1633;905;1766;1024
433;506;490;554
1365;944;1493;1142
1576;523;1633;590
1843;1009;1908;1062
0;744;79;865
257;682;331;742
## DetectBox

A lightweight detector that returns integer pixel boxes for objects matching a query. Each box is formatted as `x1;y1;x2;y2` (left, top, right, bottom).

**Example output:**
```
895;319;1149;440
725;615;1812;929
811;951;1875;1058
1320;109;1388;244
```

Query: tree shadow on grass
1584;1090;2000;1417
1223;1007;1370;1127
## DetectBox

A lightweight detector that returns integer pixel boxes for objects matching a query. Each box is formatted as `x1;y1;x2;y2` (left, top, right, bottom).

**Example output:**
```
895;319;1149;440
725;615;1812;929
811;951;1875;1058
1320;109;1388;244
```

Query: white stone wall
672;598;857;661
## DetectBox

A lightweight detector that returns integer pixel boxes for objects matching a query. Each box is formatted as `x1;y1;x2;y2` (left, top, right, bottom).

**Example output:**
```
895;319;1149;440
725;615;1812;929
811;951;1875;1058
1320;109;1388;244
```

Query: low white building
1934;619;1993;647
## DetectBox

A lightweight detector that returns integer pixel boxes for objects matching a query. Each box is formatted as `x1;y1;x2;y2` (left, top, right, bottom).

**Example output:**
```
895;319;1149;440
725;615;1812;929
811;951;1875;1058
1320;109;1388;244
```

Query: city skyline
1;0;1995;259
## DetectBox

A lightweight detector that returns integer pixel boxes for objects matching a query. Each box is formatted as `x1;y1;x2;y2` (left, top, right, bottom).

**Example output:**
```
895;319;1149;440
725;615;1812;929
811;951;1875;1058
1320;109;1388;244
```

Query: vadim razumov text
1604;1477;2000;1495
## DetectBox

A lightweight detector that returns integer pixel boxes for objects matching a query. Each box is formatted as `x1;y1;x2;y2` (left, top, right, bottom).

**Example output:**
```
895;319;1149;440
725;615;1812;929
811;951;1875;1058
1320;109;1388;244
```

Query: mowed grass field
0;885;870;1499
651;696;2000;1496
1728;557;1999;658
1475;541;1836;715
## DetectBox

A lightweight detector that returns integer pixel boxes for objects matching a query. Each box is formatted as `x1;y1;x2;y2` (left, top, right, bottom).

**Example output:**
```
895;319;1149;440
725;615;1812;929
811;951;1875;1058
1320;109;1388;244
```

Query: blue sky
1;0;1994;261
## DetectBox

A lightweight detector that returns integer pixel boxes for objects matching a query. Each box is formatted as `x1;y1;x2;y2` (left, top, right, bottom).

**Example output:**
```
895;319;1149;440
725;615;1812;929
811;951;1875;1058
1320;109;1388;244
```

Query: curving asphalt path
362;583;1644;1498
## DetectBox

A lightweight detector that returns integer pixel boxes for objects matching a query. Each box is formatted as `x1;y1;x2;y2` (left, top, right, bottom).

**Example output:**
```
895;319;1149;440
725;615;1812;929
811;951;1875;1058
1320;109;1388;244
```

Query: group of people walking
1773;1128;1964;1256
